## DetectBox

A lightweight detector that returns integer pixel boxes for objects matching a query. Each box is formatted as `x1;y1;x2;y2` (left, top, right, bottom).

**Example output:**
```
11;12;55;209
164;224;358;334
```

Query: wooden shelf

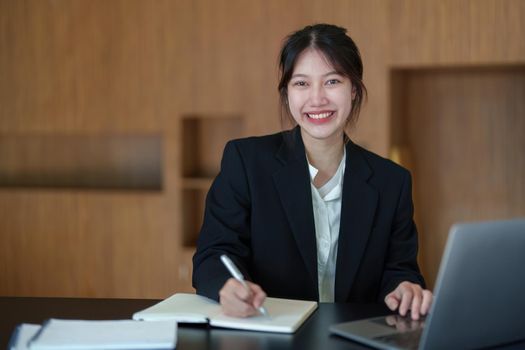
180;115;244;247
181;177;214;190
181;116;243;178
0;134;162;190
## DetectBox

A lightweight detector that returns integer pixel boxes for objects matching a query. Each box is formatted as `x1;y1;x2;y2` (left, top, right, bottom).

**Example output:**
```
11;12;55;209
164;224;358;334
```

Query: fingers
420;289;433;315
249;282;267;309
384;289;401;311
219;278;266;318
398;287;413;317
410;289;421;320
385;296;399;311
385;281;434;320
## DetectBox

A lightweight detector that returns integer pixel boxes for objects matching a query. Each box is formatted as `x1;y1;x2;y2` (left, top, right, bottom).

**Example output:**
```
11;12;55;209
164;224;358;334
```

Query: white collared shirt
307;149;346;302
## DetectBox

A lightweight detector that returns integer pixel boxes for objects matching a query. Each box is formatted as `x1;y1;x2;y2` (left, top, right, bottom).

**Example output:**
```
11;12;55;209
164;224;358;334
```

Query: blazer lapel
272;128;318;291
335;141;378;302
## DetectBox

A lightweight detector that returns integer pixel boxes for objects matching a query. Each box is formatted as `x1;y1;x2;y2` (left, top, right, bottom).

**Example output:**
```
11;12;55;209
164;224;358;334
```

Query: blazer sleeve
192;140;253;301
379;170;426;300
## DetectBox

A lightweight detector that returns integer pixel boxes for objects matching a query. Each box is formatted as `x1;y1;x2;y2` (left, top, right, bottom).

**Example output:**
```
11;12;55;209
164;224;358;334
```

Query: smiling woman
278;24;366;132
192;24;432;320
287;48;354;144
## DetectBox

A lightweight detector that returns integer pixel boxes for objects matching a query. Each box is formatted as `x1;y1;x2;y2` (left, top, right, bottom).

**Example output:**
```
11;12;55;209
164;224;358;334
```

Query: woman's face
287;48;355;144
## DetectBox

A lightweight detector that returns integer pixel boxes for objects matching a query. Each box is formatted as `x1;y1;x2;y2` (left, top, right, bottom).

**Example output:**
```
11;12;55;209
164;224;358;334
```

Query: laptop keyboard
373;329;423;350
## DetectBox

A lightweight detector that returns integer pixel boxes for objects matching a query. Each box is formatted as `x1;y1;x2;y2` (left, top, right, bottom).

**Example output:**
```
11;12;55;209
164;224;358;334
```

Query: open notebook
133;293;318;334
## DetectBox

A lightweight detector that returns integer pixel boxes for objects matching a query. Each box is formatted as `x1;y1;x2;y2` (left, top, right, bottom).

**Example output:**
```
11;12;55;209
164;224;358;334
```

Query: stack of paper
9;319;177;350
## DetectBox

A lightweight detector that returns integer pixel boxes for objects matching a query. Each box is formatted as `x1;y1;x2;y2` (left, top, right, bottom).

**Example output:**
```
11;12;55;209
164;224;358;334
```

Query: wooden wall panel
389;0;525;66
0;191;181;298
0;0;183;298
392;67;525;287
0;0;167;133
1;0;524;298
387;0;525;287
334;0;390;154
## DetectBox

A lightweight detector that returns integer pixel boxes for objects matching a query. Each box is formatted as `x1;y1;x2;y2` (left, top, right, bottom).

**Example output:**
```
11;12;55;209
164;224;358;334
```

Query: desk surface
1;297;524;350
1;296;388;349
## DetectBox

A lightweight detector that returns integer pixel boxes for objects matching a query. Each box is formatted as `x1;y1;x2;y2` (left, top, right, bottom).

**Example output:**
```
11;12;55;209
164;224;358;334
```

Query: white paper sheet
28;319;177;350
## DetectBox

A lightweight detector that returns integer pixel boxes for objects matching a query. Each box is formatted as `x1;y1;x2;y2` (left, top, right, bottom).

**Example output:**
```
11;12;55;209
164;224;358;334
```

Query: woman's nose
309;84;328;106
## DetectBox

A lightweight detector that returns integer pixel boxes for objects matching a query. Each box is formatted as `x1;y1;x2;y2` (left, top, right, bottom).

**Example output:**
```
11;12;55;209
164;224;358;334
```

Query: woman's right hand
219;278;267;317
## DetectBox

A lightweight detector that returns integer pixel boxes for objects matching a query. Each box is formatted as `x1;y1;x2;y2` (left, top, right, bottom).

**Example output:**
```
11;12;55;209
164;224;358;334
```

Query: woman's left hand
384;281;433;320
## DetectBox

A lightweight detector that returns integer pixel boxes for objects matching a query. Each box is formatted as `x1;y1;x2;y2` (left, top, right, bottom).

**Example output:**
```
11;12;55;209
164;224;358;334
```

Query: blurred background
1;0;524;299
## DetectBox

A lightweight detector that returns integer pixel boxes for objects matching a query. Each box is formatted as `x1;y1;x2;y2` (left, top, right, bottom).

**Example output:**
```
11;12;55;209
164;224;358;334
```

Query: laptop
330;219;525;350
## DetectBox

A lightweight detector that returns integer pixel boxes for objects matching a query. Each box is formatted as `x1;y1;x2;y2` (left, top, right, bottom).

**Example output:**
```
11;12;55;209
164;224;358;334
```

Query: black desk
2;297;524;349
1;297;388;349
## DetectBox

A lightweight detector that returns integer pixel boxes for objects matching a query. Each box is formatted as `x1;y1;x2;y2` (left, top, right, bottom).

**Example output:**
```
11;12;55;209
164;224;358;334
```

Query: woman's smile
305;111;336;124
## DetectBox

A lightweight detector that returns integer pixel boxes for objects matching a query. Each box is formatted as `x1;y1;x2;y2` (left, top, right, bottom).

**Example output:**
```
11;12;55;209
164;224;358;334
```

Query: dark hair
278;23;367;128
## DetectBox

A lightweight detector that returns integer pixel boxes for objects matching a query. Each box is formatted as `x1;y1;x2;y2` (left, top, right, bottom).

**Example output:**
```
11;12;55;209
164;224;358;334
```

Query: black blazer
192;127;425;303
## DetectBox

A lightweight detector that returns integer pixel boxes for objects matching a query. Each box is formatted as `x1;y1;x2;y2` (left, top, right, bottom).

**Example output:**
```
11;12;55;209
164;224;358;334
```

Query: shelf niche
390;65;525;289
0;134;162;190
180;115;244;247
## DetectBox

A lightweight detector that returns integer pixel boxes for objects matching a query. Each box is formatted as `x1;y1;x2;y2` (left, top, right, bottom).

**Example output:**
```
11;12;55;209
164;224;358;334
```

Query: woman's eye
292;81;307;87
326;79;341;85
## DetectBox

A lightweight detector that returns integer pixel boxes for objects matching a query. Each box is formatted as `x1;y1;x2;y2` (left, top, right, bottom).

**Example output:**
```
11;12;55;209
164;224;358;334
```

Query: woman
192;24;432;320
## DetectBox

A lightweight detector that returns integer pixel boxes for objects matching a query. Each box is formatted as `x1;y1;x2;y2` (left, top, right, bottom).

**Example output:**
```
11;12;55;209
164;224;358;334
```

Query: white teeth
307;112;332;119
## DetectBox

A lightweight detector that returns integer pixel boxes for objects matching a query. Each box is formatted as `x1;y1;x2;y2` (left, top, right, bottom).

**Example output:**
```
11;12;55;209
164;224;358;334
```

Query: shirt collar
308;148;346;200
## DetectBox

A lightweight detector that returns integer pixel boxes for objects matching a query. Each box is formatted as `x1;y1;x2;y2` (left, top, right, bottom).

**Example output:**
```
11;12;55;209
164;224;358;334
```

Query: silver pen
220;254;268;316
